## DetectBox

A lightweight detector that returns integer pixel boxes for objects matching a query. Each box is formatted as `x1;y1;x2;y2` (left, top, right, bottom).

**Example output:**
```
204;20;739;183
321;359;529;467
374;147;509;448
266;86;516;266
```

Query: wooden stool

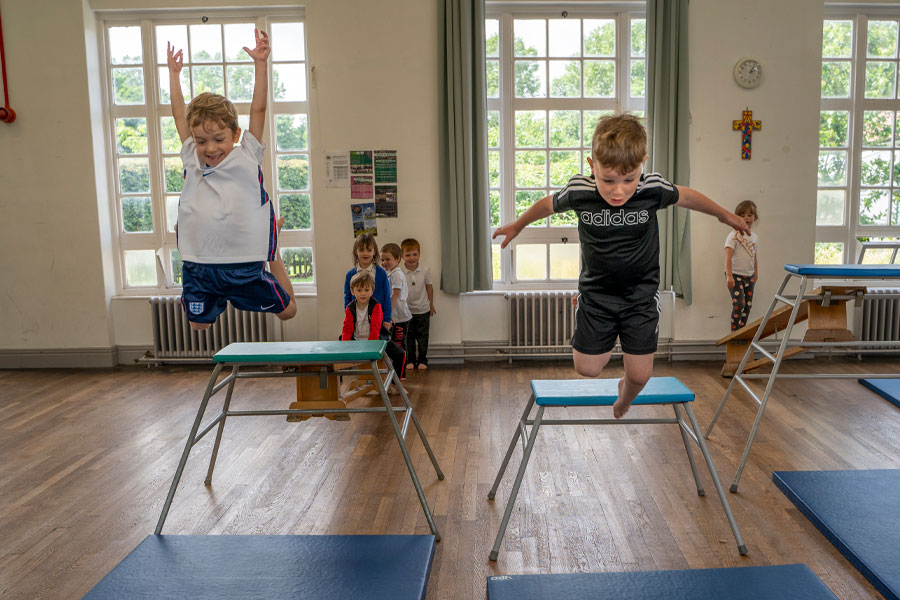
289;365;349;421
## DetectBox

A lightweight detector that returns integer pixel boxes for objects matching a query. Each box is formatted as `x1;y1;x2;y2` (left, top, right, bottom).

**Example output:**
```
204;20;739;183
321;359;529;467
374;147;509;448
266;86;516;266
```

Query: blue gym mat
84;535;435;600
773;470;900;600
859;378;900;410
486;564;837;599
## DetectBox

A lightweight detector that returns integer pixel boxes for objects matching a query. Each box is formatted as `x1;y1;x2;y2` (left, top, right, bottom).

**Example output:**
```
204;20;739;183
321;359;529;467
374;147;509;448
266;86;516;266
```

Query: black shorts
181;261;291;324
571;293;660;355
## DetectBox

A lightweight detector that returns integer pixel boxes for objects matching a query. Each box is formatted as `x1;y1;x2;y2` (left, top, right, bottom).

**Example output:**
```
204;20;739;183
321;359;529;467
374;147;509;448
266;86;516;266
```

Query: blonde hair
186;92;239;134
591;114;648;174
381;243;401;260
735;200;759;221
352;234;379;265
400;238;420;253
350;270;375;290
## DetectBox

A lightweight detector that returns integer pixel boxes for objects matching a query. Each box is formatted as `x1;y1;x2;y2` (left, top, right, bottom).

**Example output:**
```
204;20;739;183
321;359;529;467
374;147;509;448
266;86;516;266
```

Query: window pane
584;19;615;56
166;196;179;232
122;196;153;233
487;111;500;147
549;151;579;187
583;110;613;145
155;25;187;65
113;68;145;105
584;60;615;97
280;193;310;229
549;243;579;279
549;61;580;97
814;242;844;265
821;61;851;98
490;190;500;227
516;244;547;280
119;157;150;193
492;244;502;281
515;151;547;187
893;151;900;185
861;150;891;186
171;249;183;285
630;59;646;97
109;26;142;64
116;118;148;154
515;61;546;97
816;190;844;225
867;20;898;58
489;151;500;188
515;111;547;147
864;61;896;98
192;65;224;96
486;60;500;97
818;150;847;185
549;110;580;147
275;114;308;151
823;20;852;58
631;19;646;56
190;24;223;62
224;23;255;62
514;20;546;57
164;157;184;193
516;190;546;224
860;189;890;225
160;117;182;153
125;250;157;286
277;154;309;190
819;111;848;147
226;65;254;101
486;20;499;57
271;23;305;61
282;247;314;283
549;19;580;57
894;194;900;225
273;64;307;101
158;67;189;104
550;208;577;227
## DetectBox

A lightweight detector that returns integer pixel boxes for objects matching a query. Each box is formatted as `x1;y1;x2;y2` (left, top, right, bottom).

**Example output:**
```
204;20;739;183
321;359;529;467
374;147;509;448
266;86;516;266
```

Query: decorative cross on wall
732;108;761;160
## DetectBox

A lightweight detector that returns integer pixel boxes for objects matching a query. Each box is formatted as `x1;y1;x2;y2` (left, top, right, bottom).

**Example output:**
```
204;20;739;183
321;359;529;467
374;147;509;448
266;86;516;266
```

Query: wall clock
733;57;763;89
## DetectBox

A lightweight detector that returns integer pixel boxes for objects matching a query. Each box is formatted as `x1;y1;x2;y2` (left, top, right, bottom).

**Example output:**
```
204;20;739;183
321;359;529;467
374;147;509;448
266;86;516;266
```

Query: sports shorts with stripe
571;292;661;355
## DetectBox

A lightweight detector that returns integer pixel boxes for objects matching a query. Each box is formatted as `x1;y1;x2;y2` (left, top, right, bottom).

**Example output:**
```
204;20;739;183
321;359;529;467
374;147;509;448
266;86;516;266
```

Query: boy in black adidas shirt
493;114;749;418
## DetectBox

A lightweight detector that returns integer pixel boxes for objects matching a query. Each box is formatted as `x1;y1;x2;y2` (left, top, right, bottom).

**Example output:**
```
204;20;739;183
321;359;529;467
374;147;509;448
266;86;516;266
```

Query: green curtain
647;0;693;304
438;0;492;293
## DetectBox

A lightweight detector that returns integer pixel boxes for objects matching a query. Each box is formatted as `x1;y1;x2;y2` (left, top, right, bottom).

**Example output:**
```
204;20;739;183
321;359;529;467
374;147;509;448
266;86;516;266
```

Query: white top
387;267;412;323
354;304;370;340
177;131;276;264
724;231;759;277
403;264;433;314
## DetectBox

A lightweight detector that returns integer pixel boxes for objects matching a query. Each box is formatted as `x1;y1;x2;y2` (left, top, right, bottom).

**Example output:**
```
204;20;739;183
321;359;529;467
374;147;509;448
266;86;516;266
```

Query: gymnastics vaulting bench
487;377;746;561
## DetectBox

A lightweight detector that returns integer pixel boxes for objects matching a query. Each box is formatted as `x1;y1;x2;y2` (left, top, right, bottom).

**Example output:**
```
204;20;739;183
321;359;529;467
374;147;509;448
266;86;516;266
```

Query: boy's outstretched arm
166;43;190;143
244;28;270;142
675;186;750;235
492;194;554;248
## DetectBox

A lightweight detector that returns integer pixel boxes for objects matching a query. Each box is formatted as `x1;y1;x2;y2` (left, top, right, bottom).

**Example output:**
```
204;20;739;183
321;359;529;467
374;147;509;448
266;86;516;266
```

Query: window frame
486;4;647;289
98;9;314;295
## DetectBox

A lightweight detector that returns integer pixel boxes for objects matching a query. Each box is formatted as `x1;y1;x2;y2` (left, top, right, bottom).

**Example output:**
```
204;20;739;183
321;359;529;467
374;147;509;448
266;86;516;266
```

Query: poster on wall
374;150;397;183
350;176;374;199
326;151;350;188
350;151;374;199
351;202;377;237
374;185;398;218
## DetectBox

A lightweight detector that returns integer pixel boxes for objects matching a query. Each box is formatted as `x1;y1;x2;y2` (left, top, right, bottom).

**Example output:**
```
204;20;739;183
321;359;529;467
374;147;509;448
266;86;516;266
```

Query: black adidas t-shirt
553;172;679;303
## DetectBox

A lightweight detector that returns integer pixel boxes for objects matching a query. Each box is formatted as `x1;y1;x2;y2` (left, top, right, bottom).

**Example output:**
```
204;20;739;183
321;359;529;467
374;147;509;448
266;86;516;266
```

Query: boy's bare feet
417;364;428;370
612;378;633;419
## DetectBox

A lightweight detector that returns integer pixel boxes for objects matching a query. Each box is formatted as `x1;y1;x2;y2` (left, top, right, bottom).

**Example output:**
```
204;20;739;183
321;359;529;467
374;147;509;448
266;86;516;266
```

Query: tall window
102;12;314;293
817;13;900;265
486;8;646;286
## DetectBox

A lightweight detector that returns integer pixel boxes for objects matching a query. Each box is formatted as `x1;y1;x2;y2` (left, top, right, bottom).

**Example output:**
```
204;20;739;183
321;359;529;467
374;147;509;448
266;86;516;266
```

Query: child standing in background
344;234;392;327
341;270;407;380
381;244;412;379
724;201;760;331
401;238;436;370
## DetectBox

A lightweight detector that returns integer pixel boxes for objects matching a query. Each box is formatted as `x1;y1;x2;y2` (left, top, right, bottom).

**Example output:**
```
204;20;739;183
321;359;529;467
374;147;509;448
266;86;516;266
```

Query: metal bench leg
370;359;441;541
684;403;747;555
489;405;544;562
155;363;224;534
204;366;238;485
488;394;536;500
387;355;444;480
673;403;704;496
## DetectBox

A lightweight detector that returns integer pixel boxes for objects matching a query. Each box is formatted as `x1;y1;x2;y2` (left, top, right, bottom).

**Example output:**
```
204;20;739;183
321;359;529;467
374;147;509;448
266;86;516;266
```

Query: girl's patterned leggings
730;274;755;331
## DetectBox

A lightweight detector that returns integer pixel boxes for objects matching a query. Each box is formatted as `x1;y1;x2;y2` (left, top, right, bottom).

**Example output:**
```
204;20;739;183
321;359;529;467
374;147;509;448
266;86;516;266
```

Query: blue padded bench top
84;535;435;600
785;264;900;277
214;340;387;363
531;376;693;406
487;564;838;599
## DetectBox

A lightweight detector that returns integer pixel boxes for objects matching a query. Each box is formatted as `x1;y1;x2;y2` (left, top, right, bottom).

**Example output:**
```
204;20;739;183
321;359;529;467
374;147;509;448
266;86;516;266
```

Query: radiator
859;287;900;343
507;291;578;356
150;296;275;361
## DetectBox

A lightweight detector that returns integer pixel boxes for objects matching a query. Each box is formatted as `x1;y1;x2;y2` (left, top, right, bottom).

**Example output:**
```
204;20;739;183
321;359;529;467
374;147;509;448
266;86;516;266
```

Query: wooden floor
1;358;899;599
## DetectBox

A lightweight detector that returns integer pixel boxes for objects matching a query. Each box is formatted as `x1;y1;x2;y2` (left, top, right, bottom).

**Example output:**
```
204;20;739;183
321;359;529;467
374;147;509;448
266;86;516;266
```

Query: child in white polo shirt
167;29;296;329
400;238;436;370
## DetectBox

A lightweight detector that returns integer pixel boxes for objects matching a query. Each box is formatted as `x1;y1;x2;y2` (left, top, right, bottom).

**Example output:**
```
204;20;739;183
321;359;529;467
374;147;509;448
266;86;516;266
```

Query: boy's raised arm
167;43;190;143
675;186;750;235
492;194;554;248
244;28;270;142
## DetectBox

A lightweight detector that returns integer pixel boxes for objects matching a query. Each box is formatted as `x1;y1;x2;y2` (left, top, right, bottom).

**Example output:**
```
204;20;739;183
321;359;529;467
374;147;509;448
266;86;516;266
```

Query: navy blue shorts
571;293;660;355
181;261;291;323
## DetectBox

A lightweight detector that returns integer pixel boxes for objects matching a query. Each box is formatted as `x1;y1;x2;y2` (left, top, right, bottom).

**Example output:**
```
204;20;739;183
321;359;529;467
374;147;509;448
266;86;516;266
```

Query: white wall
0;0;832;365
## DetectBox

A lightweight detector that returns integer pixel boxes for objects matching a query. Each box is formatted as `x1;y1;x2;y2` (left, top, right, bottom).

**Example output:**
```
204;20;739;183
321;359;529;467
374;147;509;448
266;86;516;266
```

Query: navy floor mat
859;378;900;409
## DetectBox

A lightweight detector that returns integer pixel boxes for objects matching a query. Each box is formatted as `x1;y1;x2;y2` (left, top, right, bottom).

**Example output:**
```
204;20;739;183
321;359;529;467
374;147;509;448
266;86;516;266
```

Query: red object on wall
0;7;16;123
